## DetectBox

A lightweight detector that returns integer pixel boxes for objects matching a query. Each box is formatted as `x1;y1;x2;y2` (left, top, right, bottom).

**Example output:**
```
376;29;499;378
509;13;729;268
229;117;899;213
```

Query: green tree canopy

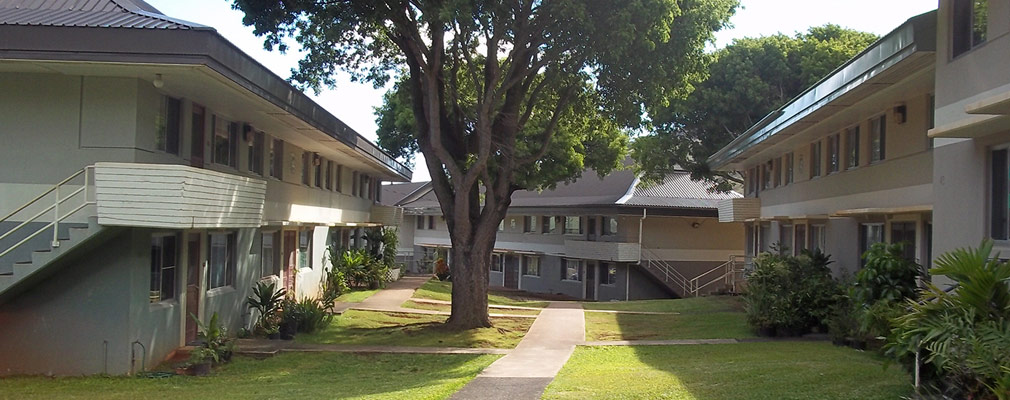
232;0;737;328
634;24;879;191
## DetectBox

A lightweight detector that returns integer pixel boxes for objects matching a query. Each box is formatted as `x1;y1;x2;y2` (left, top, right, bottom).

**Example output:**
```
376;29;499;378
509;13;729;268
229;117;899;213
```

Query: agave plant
887;239;1010;399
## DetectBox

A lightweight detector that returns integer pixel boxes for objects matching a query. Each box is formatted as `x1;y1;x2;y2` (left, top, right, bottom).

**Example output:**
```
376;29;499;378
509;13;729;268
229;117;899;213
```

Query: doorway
891;221;917;261
504;255;520;289
283;231;297;293
586;262;597;300
185;233;202;344
191;104;206;168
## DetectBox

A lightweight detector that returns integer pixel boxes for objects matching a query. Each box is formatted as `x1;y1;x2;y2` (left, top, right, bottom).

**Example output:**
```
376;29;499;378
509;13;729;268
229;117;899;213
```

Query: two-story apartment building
709;11;937;275
0;0;408;376
383;168;746;301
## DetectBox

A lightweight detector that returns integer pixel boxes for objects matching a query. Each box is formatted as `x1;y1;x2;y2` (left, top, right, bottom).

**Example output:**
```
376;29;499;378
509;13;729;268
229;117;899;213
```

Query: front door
190;104;206;168
586;262;597;300
283;231;297;293
185;233;202;344
504;255;519;289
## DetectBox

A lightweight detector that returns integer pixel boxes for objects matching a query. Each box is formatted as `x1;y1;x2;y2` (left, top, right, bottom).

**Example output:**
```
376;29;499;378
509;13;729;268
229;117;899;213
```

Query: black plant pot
268;332;280;340
280;321;297;340
189;362;211;377
757;326;777;337
848;338;867;350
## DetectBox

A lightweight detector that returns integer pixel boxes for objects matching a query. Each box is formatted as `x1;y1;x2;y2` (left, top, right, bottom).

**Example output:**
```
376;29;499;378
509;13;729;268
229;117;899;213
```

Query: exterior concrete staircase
0;217;109;303
638;248;748;298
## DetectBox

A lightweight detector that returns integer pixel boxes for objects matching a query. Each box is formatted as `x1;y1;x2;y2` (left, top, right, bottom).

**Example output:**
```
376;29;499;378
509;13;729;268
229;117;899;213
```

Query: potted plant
187;347;217;376
279;299;298;340
265;324;280;340
434;258;450;281
246;281;285;337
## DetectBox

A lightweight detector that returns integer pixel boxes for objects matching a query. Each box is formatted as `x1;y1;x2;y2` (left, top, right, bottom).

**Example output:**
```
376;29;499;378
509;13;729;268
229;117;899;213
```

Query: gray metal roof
380;182;427;207
0;0;207;29
622;171;739;209
708;10;936;169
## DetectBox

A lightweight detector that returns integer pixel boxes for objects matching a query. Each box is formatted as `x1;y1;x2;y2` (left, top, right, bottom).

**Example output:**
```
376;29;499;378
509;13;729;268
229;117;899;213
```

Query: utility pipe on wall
630;208;647;301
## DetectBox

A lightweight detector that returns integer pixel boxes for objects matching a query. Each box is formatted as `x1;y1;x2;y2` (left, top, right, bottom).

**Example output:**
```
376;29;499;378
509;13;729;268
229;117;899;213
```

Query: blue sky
147;0;938;182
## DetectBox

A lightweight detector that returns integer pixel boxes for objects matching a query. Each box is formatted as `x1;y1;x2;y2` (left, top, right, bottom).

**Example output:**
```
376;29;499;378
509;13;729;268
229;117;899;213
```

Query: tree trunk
445;229;494;329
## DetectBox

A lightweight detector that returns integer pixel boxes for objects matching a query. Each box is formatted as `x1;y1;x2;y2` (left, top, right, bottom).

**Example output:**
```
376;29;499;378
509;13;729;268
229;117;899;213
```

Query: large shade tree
634;25;879;191
232;0;737;329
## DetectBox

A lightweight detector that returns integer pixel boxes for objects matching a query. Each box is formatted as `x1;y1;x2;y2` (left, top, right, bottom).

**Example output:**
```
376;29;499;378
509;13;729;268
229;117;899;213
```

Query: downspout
631;208;647;301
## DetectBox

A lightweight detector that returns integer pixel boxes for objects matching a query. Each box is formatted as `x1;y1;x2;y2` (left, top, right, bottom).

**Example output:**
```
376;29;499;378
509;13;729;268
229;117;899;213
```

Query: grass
0;353;498;400
544;342;912;400
583;296;744;313
334;288;381;303
296;309;534;349
412;279;550;308
401;300;542;316
584;296;754;341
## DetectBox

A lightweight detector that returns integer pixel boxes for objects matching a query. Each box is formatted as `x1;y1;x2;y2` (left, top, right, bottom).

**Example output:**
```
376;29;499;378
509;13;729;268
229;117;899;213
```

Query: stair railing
0;166;95;260
639;247;690;296
688;255;751;296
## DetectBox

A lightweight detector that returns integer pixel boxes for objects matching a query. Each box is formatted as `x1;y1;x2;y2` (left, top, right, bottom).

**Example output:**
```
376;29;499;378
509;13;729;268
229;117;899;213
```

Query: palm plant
246;281;286;331
888;239;1010;399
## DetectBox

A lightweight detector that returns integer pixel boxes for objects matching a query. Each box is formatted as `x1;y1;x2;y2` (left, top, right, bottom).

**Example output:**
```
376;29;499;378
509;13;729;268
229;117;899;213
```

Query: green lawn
401;300;542;316
583;296;743;313
412;279;550;308
296;309;533;349
544;342;912;400
586;311;755;341
334;288;381;303
0;353;498;400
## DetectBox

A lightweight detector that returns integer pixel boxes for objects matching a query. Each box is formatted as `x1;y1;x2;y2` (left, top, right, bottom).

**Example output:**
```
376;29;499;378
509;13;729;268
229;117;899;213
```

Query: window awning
832;205;932;217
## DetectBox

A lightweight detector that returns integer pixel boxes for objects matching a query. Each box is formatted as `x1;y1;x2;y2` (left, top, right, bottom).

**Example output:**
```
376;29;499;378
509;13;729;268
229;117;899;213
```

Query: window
773;158;782;187
779;225;794;255
810;225;826;253
522;256;540;276
247;128;264;175
209;232;236;289
827;134;840;174
991;148;1009;240
562;259;582;281
564;216;582;234
269;138;284;180
314;154;323;188
523;216;536;233
261;231;279;278
155;96;181;155
783;153;794;185
794;224;807;255
428;216;435;230
361;175;371;199
416;216;426;230
325;160;334;190
490;254;503;272
336;165;343;193
761;161;772;190
845;126;860;169
810;141;822;178
602;216;618;236
150;234;177;303
541;216;558;234
299;229;312;269
601;263;617;285
953;0;988;58
352;171;359;196
891;222;917;261
860;223;884;266
870;115;886;163
212;117;239;168
759;224;772;253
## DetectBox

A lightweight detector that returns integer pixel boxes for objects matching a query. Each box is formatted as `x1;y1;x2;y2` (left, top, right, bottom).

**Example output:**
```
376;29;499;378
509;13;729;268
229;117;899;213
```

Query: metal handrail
0;166;95;262
640;248;691;295
688;255;750;296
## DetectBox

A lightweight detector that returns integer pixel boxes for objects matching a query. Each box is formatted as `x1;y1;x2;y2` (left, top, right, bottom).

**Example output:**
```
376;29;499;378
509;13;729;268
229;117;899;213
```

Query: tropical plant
322;244;351;309
855;242;923;305
434;258;450;282
191;312;235;365
381;227;399;269
284;297;332;334
887;239;1010;399
246;281;286;333
744;249;841;336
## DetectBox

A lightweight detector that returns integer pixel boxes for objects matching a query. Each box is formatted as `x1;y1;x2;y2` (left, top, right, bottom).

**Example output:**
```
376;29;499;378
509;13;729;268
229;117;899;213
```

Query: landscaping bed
296;309;534;349
544;342;911;399
0;353;498;399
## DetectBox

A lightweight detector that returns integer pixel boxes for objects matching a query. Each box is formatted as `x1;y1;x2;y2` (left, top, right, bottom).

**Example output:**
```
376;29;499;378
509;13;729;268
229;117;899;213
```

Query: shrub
855;242;922;305
246;281;285;334
191;312;234;365
886;239;1010;399
280;297;332;335
743;249;841;336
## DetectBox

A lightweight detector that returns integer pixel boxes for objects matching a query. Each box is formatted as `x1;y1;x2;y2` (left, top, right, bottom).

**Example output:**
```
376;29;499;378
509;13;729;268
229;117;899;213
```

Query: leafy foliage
190;312;235;365
634;25;879;191
887;239;1010;399
855;242;923;305
246;281;286;332
281;297;332;334
743;249;841;335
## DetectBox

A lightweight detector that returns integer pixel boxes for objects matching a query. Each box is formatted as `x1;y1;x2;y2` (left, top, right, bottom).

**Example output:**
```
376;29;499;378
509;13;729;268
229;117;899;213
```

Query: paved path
357;276;430;309
235;339;509;356
450;301;585;400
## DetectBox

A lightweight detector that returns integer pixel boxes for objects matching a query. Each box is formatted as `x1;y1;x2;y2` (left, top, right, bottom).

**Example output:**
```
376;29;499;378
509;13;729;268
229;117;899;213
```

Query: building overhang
708;10;937;170
928;114;1010;138
832;205;932;217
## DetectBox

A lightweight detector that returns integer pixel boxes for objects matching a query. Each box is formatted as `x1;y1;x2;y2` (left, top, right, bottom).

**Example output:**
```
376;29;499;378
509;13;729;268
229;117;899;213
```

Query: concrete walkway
357;275;430;309
235;339;509;356
450;301;585;400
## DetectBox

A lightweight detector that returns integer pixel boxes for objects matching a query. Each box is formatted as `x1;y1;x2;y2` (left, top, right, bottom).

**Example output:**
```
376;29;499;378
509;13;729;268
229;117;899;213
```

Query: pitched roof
0;0;207;29
380;182;428;206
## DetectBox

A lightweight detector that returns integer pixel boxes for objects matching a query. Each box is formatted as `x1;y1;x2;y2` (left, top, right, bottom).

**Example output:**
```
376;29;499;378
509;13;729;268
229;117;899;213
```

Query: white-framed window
522;255;540;276
542;216;558;234
779;225;794;255
208;232;236;289
299;229;312;269
990;147;1009;240
827;133;840;174
761;161;773;190
564;216;582;235
427;216;435;230
810;224;826;253
247;127;264;175
523;216;536;233
269;138;284;180
773;158;782;187
602;216;618;236
561;259;582;281
212;116;239;168
150;233;178;303
870;115;886;163
601;262;617;285
261;231;279;278
155;95;181;155
845;126;860;169
314;154;323;188
794;224;807;255
860;223;885;266
952;0;988;58
810;141;822;178
783;153;794;185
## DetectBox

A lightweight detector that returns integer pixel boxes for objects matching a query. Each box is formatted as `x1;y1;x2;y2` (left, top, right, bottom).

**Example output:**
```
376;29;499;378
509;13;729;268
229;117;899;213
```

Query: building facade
0;0;408;376
383;169;746;301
